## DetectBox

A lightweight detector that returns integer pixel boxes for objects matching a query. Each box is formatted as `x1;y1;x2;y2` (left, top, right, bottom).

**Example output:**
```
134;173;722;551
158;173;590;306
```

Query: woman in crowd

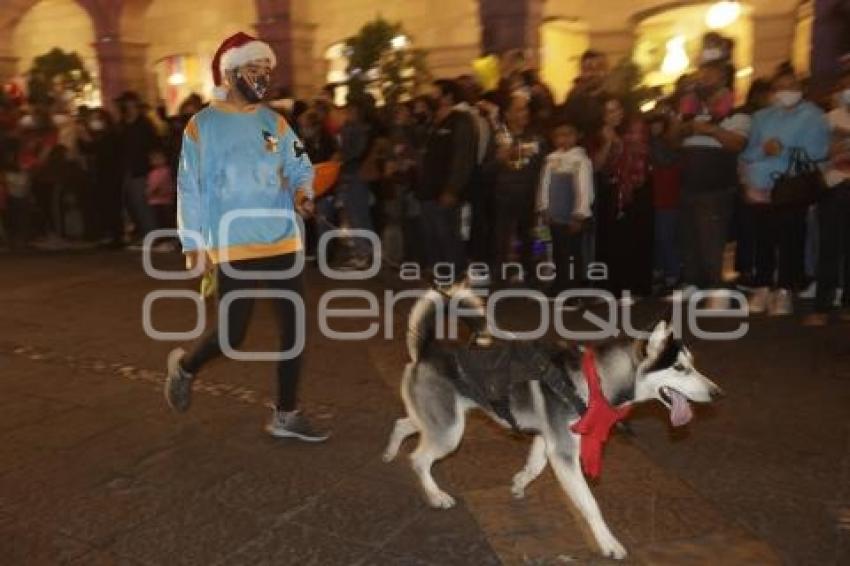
741;63;830;316
486;91;544;286
78;108;123;247
20;106;60;245
591;94;652;298
804;67;850;326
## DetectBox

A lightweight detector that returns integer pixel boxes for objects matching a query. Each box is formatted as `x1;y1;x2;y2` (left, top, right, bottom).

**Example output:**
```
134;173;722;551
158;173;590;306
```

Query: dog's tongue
668;389;693;427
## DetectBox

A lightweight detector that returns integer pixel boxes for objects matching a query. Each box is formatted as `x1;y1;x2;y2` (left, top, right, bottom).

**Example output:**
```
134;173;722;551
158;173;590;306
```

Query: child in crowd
146;147;176;251
537;116;594;299
648;111;682;291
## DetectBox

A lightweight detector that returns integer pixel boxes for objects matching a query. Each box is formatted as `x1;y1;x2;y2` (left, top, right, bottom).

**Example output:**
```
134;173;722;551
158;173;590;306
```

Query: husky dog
383;288;723;560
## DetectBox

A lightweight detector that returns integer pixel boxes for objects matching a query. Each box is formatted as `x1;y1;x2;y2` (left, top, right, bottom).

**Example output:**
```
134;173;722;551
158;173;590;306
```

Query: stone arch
7;0;97;86
118;0;257;108
629;0;721;27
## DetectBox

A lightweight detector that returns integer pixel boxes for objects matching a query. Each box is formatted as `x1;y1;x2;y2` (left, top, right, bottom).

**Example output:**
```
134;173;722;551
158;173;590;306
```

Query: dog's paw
426;489;456;509
511;474;528;499
599;537;627;560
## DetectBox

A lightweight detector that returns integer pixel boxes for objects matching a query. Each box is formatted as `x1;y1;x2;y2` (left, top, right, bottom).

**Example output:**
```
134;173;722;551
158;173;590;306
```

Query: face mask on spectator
89;119;105;131
774;90;802;108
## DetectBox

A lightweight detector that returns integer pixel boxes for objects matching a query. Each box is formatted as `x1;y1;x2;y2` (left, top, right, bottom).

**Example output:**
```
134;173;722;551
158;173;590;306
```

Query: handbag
770;147;826;207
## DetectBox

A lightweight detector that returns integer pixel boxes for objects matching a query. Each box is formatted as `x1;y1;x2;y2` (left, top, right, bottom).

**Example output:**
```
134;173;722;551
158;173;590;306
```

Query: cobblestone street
1;251;848;565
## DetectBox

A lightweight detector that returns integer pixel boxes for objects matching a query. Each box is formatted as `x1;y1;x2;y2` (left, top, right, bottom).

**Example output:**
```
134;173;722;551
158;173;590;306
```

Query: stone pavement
0;251;846;565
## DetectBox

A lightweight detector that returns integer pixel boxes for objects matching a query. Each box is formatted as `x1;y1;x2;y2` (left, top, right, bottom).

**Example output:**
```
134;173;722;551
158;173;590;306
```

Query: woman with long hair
590;94;652;298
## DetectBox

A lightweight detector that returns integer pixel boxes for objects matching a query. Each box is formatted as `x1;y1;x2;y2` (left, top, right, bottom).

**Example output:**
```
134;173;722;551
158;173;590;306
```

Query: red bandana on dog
570;347;632;479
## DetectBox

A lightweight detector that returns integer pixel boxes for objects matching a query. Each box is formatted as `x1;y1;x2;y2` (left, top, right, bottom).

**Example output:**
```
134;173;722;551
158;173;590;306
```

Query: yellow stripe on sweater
206;236;302;264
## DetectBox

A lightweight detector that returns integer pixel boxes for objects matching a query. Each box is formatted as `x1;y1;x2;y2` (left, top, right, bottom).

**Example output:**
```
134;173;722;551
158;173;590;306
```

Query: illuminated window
634;3;753;96
154;54;204;115
540;18;589;103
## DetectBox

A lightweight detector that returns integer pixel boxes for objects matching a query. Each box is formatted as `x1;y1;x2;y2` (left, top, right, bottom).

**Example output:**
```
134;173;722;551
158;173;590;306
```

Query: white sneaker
151;241;176;253
468;273;491;288
768;289;793;316
798;281;816;299
705;291;731;311
664;285;698;303
337;256;370;271
748;287;770;314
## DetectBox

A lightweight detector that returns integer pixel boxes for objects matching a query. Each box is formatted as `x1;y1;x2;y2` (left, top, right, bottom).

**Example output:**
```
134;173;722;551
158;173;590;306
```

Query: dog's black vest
448;342;587;430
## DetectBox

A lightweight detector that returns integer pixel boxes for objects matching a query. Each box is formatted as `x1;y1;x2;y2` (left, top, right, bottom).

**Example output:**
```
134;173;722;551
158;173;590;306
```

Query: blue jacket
177;101;314;263
741;101;829;192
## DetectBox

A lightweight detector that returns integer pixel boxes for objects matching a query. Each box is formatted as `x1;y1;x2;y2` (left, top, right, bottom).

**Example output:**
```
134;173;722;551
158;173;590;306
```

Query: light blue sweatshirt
177;101;314;263
740;101;829;192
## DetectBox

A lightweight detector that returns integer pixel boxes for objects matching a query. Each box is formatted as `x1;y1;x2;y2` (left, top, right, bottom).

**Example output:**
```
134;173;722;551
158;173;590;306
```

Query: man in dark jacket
116;91;159;242
562;50;609;138
418;79;477;271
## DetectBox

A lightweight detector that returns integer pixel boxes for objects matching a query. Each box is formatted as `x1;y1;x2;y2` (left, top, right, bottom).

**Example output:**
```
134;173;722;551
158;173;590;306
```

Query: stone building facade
0;0;846;108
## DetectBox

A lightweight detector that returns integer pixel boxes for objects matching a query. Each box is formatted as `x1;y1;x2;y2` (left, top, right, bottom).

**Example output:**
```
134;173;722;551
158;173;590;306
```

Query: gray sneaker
164;348;194;413
266;409;330;442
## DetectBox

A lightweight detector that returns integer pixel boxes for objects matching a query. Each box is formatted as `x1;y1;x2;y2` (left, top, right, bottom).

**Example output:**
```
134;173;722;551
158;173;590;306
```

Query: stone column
751;11;796;79
92;36;125;106
478;0;545;66
0;37;18;80
811;0;850;83
254;0;294;94
78;0;132;106
120;41;149;97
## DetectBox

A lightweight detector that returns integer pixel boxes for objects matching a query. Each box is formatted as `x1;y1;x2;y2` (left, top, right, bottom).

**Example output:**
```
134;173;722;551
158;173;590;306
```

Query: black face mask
235;73;270;103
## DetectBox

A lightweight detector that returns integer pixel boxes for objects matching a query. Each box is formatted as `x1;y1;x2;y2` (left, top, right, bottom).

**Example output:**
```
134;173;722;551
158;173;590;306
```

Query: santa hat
211;32;276;100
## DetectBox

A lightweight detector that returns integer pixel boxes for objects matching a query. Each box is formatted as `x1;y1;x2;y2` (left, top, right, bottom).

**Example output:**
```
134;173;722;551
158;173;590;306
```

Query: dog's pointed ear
646;320;670;360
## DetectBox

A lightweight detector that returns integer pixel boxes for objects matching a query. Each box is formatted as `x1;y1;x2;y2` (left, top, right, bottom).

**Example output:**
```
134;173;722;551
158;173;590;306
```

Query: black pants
491;190;535;284
753;204;807;290
95;176;124;243
595;177;654;296
182;253;304;411
420;200;466;271
468;169;491;265
680;188;735;289
815;185;850;312
734;197;758;279
549;223;584;295
151;204;175;231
